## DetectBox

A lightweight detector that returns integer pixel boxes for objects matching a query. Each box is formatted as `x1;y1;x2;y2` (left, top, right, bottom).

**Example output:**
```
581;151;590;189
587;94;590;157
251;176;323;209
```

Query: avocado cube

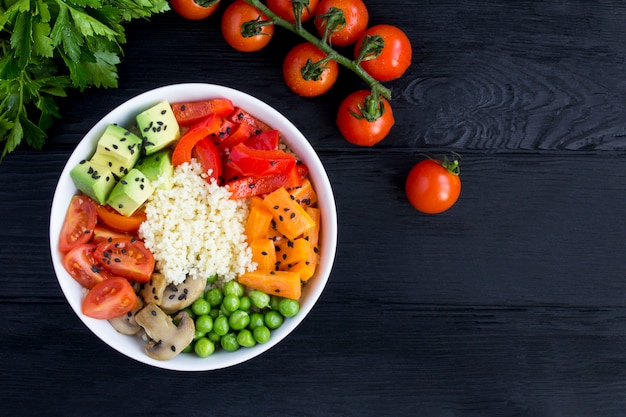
91;124;143;179
70;160;116;204
136;101;180;156
106;169;155;216
135;149;174;190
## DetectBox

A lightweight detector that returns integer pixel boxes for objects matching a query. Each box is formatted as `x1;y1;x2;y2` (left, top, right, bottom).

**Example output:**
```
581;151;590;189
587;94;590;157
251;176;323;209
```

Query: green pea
206;274;218;285
193;329;206;341
249;290;270;309
269;295;281;310
209;308;220;319
222;294;240;312
237;329;256;347
205;288;223;307
182;307;196;320
191;298;211;316
219;303;232;317
195;314;213;333
207;331;221;343
223;281;245;297
220;333;240;352
239;296;251;312
229;310;250;331
253;325;271;344
213;315;230;336
264;310;284;329
182;342;194;353
194;337;215;358
248;312;265;330
278;298;300;318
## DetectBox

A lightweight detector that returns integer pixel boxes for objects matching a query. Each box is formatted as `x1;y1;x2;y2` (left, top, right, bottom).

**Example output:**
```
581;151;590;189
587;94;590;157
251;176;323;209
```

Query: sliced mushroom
160;275;207;314
108;297;144;335
140;272;168;305
135;303;195;361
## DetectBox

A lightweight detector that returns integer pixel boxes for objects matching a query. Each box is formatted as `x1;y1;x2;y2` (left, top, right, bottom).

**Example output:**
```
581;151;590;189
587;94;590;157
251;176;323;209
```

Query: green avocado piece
106;168;155;216
135;149;174;189
70;159;116;204
136;101;180;155
91;124;143;179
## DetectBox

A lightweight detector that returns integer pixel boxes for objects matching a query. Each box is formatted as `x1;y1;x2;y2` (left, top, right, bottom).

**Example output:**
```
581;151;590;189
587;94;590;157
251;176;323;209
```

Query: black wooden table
3;1;626;415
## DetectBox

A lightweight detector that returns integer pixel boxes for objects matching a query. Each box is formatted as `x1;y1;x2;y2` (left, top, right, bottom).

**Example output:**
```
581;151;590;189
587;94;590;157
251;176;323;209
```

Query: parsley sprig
0;0;170;160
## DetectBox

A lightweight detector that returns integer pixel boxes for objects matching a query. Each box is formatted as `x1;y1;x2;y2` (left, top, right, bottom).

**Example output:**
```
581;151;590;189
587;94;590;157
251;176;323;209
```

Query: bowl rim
49;83;338;371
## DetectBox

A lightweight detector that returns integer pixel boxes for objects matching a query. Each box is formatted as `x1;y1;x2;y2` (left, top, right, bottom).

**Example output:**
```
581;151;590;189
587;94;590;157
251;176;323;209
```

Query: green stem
242;0;392;101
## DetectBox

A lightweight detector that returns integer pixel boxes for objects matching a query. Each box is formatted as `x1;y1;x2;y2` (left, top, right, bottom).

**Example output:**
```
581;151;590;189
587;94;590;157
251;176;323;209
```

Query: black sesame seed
151;310;157;316
290;213;296;219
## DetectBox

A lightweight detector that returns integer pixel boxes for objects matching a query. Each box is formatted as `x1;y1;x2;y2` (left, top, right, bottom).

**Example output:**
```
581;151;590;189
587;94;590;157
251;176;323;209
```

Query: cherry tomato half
405;158;461;214
221;0;274;52
283;43;338;97
314;0;369;47
267;0;319;23
94;238;155;283
336;90;394;146
59;195;97;253
62;243;116;289
355;24;412;81
170;0;221;20
96;204;146;233
82;277;138;320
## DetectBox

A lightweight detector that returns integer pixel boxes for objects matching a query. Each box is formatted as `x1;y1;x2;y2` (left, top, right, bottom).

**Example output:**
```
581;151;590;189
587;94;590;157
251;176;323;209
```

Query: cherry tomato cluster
171;0;412;147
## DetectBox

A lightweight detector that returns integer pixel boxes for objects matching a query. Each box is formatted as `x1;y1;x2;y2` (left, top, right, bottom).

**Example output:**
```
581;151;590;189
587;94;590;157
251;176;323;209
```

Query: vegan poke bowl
49;84;337;371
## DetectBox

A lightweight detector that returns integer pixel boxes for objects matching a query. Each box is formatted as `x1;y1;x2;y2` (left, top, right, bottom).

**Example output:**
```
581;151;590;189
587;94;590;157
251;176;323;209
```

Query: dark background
3;1;626;416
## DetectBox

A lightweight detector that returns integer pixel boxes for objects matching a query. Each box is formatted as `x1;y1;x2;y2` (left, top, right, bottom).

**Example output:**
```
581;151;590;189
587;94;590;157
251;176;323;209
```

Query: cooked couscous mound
139;161;255;286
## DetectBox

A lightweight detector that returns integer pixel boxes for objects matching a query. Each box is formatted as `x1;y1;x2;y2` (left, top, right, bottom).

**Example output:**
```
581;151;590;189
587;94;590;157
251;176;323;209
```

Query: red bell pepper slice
171;99;235;126
226;164;306;199
194;138;222;182
171;114;222;166
227;107;272;134
226;143;297;177
244;129;280;150
215;120;255;152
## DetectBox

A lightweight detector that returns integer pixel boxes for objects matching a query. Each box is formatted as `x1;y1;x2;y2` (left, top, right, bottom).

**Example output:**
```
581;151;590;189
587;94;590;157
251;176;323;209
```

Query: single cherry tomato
59;195;97;253
82;277;138;320
267;0;319;23
62;243;116;289
170;0;221;20
283;43;338;97
314;0;368;47
354;24;412;81
405;158;461;214
96;204;146;233
336;90;394;146
221;0;274;52
94;237;155;283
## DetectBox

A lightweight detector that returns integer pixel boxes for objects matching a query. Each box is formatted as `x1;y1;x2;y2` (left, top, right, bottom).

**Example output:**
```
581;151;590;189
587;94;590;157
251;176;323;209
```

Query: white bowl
49;83;337;371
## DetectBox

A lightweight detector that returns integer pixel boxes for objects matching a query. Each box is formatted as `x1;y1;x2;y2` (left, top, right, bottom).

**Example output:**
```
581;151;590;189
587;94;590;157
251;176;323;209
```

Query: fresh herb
0;0;170;160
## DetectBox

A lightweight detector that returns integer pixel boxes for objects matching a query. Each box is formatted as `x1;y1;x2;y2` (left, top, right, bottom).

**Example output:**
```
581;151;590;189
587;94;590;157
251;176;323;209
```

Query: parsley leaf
0;0;170;160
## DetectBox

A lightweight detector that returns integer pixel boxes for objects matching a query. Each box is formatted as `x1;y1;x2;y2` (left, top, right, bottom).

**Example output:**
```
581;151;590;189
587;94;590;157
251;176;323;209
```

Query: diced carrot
289;178;318;209
245;203;273;243
275;237;313;270
262;187;315;240
238;270;302;300
250;238;277;272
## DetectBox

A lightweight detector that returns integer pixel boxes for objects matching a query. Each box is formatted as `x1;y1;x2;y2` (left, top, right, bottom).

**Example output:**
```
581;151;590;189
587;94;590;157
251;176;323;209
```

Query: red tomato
171;98;234;126
267;0;319;23
405;158;461;214
221;0;274;52
354;24;412;81
62;244;116;289
227;143;297;177
314;0;368;46
94;238;155;283
336;90;394;146
170;0;221;20
59;195;97;253
96;204;146;233
92;224;133;244
283;43;338;97
194;137;222;182
82;277;138;320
